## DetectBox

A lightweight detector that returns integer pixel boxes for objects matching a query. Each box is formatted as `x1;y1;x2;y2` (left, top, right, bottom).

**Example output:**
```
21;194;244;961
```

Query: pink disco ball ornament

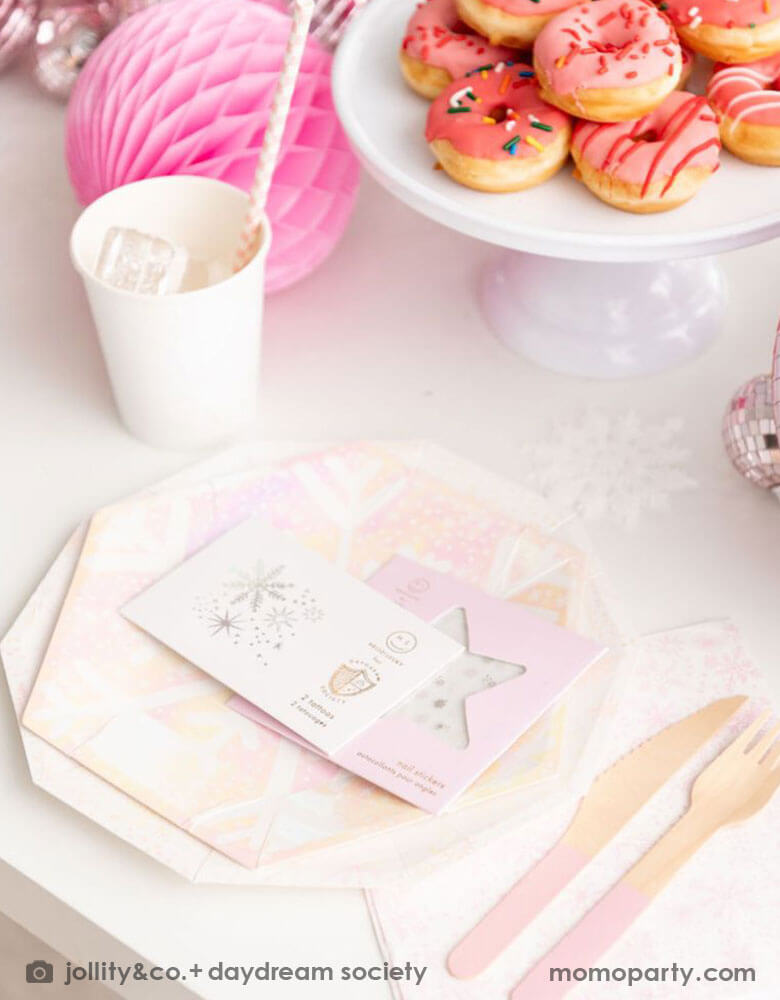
65;0;359;291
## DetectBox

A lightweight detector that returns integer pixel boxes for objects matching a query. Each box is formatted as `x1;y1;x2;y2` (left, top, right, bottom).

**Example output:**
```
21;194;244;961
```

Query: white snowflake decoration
517;410;697;529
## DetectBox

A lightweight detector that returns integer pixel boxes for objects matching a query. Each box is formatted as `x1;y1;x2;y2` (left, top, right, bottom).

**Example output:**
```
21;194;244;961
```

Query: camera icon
26;961;54;984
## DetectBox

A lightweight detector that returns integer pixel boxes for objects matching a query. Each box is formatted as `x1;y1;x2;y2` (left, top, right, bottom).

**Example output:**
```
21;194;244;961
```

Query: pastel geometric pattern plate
3;442;625;884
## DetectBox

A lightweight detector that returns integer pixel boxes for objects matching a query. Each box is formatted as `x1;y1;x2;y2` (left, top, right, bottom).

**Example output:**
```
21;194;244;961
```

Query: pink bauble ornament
0;0;40;71
65;0;359;291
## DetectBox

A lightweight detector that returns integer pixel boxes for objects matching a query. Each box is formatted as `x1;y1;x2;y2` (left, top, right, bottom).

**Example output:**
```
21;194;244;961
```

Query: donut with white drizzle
534;0;683;122
707;54;780;163
571;90;721;211
425;61;572;189
661;0;780;64
401;0;519;99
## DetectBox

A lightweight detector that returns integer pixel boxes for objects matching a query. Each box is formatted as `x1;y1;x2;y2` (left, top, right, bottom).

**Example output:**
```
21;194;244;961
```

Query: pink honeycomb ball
65;0;360;291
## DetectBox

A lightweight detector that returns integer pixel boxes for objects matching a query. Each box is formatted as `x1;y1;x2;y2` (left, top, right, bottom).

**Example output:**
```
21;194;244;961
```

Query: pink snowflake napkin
366;621;778;999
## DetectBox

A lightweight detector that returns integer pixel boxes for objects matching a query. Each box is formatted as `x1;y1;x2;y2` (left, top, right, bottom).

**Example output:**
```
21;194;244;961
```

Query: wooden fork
510;710;780;999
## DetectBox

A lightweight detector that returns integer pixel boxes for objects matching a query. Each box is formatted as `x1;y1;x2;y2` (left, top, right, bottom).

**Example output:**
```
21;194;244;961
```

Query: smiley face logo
386;630;418;654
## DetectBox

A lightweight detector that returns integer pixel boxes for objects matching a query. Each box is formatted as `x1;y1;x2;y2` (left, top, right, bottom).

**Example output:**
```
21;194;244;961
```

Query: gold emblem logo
328;664;377;697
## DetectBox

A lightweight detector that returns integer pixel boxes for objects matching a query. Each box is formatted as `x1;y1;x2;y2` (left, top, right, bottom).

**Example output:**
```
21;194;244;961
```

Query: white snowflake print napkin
122;517;462;754
366;621;778;999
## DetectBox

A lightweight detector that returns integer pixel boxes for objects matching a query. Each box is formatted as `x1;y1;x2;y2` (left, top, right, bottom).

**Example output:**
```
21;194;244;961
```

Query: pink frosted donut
661;0;780;64
425;61;572;189
680;43;696;86
454;0;582;48
571;90;721;211
400;0;518;99
534;0;683;122
707;55;780;164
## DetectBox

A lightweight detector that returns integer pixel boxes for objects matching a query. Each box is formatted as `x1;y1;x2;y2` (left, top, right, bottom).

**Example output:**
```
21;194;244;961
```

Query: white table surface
1;66;779;999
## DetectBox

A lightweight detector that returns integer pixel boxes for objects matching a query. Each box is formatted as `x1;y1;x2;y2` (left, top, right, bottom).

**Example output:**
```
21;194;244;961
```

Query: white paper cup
70;176;270;450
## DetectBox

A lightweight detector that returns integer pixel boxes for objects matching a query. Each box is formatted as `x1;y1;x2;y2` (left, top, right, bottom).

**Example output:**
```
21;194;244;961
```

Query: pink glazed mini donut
534;0;683;122
679;42;696;86
707;54;780;164
571;90;721;211
661;0;780;65
455;0;582;48
426;61;572;189
401;0;519;98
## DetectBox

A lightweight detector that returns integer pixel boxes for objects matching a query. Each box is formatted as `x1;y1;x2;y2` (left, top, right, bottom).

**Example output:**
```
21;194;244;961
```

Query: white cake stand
332;0;780;377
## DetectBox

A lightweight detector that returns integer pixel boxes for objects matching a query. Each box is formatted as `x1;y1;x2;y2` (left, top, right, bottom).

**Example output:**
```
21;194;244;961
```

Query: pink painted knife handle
448;843;590;980
509;881;651;999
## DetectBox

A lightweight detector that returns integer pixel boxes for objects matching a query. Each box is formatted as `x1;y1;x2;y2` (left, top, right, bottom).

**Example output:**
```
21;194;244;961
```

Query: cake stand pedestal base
479;252;727;378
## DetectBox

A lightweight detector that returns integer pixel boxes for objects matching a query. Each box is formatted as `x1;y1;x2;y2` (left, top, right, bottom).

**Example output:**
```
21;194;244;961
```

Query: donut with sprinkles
534;0;683;122
660;0;780;65
707;54;780;164
679;42;696;87
401;0;519;99
425;61;572;189
571;90;721;211
454;0;583;49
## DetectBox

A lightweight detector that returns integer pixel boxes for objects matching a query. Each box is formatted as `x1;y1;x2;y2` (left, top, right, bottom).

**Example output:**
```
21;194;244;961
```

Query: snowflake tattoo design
194;561;324;664
206;608;244;639
301;603;325;624
225;561;293;611
264;607;297;633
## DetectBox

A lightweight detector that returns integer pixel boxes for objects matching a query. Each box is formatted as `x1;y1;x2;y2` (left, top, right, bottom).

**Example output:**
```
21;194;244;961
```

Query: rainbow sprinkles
426;61;573;190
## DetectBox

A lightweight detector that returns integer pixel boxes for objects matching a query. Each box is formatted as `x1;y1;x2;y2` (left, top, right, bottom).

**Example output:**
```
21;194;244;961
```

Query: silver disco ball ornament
723;374;780;492
0;0;40;71
33;4;108;98
33;1;165;98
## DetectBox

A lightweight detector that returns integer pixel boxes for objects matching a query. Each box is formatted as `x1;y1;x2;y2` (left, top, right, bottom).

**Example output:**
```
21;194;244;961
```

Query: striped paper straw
233;0;315;272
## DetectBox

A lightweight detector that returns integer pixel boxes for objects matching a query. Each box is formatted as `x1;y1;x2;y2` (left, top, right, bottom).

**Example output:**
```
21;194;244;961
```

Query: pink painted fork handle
448;843;590;980
509;881;651;1000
